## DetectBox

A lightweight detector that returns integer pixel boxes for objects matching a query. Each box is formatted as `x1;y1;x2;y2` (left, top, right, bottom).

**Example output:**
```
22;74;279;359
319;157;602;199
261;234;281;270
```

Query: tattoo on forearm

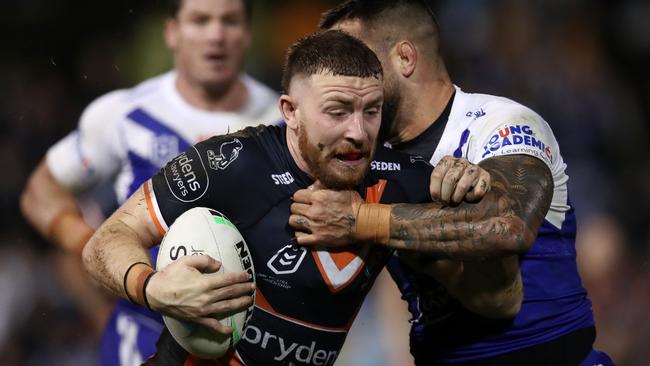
391;155;553;259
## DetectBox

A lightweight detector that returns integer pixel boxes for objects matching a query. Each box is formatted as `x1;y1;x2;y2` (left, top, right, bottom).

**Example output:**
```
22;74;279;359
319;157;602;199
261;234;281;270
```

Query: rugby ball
156;207;255;359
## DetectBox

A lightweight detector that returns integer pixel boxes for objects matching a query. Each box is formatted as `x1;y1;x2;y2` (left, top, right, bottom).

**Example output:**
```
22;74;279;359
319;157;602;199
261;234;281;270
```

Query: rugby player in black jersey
82;30;494;366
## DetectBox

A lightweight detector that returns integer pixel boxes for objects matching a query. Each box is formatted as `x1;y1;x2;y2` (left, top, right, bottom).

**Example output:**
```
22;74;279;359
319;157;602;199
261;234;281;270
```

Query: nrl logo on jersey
207;138;243;170
267;244;307;275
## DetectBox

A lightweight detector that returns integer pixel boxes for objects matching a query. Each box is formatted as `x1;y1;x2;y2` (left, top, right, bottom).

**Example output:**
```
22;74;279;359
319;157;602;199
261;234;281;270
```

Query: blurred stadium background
1;0;648;365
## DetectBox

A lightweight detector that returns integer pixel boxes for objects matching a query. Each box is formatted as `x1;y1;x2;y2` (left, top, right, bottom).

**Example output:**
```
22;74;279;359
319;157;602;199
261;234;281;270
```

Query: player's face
292;73;383;189
331;20;402;141
166;0;251;90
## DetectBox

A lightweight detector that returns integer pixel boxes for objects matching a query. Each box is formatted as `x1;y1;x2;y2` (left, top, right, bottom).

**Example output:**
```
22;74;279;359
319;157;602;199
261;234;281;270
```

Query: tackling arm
386;155;553;260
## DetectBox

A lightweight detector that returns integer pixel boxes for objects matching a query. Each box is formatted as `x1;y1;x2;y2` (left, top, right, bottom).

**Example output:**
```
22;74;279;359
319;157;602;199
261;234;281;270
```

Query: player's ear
280;95;298;131
392;40;417;78
164;18;179;49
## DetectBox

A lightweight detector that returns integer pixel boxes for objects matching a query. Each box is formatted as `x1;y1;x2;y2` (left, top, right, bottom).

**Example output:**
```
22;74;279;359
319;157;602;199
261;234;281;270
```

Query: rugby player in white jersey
289;1;615;365
20;0;280;364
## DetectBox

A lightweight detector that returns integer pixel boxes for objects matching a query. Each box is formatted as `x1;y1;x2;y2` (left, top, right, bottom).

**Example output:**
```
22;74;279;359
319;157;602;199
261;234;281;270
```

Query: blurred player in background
287;1;615;365
20;0;280;364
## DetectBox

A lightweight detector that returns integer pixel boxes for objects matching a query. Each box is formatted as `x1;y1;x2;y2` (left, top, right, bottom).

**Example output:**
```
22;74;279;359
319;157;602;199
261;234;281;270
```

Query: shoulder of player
458;90;548;127
78;89;132;130
242;74;279;100
82;74;168;123
241;75;282;123
195;125;282;174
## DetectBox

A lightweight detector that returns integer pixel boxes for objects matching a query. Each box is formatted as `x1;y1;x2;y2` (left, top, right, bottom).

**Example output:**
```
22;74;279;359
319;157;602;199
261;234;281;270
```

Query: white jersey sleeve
469;104;558;170
46;91;125;193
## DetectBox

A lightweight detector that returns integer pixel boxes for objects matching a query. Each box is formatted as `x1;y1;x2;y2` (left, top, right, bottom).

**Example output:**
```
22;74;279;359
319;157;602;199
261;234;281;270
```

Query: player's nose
343;111;366;142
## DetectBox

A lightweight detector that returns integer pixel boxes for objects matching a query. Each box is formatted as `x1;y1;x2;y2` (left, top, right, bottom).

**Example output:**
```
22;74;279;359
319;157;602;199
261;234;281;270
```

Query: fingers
310;180;325;190
209;282;255;302
194;317;234;335
204;270;253;290
451;165;480;204
431;156;492;205
465;169;491;202
177;255;222;274
203;294;254;318
288;213;310;232
439;157;470;204
430;156;454;202
292;189;313;204
290;202;310;216
294;231;319;246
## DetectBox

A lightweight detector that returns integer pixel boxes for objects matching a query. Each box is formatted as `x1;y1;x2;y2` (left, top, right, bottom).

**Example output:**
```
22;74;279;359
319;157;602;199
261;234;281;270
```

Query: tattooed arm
82;183;254;333
388;155;553;260
290;154;553;260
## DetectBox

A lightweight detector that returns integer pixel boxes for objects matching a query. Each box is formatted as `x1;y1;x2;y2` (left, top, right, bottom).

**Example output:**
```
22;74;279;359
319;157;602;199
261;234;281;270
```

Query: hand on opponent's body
289;155;491;248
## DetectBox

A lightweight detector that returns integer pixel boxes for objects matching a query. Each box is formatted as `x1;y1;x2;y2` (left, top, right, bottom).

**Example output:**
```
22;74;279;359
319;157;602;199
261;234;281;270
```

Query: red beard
298;125;374;190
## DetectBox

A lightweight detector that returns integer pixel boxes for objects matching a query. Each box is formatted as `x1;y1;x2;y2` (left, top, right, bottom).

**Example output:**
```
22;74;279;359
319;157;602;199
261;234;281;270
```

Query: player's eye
191;14;210;26
365;107;380;116
327;109;348;118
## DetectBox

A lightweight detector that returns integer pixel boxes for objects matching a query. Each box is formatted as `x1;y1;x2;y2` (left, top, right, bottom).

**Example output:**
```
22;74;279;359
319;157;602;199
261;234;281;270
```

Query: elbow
81;235;96;274
485;289;523;319
484;216;537;256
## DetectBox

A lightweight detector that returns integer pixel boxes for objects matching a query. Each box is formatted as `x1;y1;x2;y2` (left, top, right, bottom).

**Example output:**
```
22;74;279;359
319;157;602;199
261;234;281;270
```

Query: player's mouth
204;52;228;67
334;151;367;166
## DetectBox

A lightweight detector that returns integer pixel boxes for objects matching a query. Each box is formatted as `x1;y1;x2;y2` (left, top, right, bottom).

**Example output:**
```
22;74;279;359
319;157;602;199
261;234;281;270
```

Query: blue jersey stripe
124;108;193;197
126;108;191;151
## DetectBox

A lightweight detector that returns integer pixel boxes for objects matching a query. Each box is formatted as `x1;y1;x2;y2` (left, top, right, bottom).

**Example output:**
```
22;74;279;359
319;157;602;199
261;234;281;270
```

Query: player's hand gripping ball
157;207;255;358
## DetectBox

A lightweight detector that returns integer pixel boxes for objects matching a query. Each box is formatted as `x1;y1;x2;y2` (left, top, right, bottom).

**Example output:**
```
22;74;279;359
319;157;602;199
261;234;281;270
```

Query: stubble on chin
298;126;370;190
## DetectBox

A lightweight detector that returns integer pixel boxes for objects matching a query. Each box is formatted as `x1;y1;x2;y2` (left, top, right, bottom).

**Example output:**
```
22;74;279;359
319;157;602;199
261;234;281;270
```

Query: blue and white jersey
389;86;594;363
46;71;281;366
47;71;281;202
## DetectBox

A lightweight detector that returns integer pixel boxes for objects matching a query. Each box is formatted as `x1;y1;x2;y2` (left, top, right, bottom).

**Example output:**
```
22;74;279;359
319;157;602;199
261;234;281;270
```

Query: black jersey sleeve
369;147;433;205
149;126;279;229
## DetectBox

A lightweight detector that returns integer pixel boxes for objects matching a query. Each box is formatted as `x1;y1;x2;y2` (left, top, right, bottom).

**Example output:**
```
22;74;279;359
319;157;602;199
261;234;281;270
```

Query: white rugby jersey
431;86;570;229
47;71;281;203
389;87;593;362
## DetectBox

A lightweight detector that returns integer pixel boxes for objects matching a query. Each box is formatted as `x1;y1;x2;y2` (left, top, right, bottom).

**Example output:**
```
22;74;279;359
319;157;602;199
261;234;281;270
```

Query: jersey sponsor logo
466;108;486;120
481;124;553;163
267;244;308;275
271;172;295;185
207;138;243;170
164;147;209;202
370;160;401;171
152;134;180;166
242;324;338;365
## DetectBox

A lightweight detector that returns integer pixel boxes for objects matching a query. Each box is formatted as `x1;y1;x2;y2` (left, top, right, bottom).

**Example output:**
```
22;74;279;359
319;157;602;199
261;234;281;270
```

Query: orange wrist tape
48;207;82;241
124;262;154;307
355;203;392;245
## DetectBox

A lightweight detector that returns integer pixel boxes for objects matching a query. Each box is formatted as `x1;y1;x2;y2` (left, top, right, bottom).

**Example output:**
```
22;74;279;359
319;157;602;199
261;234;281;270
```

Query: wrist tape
355;203;391;244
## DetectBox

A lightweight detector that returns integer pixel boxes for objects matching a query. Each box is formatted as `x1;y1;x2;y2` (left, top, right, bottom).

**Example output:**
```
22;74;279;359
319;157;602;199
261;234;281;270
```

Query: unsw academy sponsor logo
164;147;209;202
482;124;553;163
